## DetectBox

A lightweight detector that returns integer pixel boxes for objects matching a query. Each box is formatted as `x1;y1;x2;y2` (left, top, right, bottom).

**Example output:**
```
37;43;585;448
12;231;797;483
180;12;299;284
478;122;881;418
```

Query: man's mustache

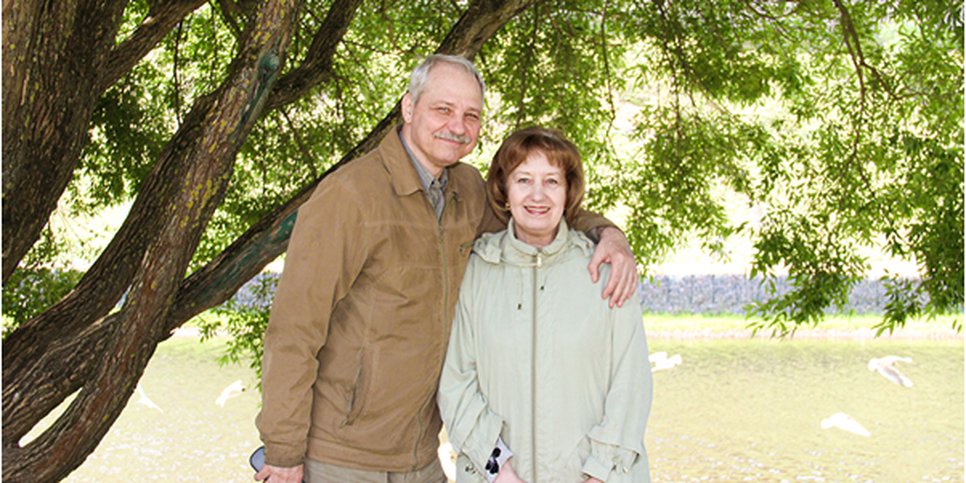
434;131;471;144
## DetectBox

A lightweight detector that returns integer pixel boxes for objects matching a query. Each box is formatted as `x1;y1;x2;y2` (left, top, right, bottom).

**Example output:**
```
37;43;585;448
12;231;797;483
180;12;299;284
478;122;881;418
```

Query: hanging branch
599;0;618;134
832;0;898;101
173;20;185;125
101;0;207;91
280;106;320;179
831;0;909;253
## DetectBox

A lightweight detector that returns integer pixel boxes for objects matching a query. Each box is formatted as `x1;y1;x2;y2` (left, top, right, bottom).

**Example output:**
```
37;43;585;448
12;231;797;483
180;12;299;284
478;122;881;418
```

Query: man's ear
401;93;414;122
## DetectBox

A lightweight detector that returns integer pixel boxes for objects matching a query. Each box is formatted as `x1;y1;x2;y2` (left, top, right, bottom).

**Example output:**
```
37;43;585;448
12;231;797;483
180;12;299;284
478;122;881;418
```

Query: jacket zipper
531;252;542;482
413;195;450;471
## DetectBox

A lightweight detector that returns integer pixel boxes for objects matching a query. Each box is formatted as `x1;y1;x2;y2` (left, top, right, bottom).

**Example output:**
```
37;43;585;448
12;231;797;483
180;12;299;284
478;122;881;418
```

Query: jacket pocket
341;349;372;426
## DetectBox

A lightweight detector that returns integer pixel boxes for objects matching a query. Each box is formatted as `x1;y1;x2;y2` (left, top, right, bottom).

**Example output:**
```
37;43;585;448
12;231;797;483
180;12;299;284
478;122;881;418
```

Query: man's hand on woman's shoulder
588;226;638;308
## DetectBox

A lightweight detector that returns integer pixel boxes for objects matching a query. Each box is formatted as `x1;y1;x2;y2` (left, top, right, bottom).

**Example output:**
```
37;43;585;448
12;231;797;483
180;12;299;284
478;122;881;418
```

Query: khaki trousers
303;457;447;483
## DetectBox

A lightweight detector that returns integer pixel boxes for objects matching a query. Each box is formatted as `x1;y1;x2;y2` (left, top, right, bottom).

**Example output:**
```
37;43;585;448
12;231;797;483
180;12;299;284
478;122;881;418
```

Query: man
256;55;637;483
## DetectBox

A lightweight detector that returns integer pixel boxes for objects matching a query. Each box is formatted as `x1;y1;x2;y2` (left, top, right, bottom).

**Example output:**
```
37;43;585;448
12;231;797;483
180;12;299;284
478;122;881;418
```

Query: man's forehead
423;66;483;105
425;96;483;110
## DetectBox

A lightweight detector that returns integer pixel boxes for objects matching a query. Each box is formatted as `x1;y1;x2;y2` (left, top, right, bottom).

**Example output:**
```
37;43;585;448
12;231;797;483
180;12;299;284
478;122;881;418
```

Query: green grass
642;312;964;338
182;309;963;344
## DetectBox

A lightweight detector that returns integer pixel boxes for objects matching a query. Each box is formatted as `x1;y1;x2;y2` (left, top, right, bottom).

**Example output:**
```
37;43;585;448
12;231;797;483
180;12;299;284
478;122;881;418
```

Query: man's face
401;63;483;177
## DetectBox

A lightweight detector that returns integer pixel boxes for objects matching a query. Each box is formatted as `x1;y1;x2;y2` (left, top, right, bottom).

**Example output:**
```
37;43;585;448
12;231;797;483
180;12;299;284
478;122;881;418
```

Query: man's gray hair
408;54;485;105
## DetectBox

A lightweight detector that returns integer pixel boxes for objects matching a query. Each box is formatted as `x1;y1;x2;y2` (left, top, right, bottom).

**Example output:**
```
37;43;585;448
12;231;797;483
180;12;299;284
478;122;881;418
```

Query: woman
438;127;652;482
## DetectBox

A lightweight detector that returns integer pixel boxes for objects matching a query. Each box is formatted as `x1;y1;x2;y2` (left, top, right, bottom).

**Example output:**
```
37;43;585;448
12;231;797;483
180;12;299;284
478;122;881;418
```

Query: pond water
61;333;963;482
645;338;963;482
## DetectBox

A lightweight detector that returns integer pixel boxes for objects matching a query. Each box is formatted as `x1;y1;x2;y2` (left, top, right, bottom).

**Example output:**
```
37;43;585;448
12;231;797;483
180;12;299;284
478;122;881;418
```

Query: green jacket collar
474;218;595;267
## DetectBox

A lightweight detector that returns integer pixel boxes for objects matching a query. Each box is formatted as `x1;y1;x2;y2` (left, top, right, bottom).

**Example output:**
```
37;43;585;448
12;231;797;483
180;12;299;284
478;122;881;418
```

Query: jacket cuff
463;419;503;475
264;442;306;468
581;454;614;481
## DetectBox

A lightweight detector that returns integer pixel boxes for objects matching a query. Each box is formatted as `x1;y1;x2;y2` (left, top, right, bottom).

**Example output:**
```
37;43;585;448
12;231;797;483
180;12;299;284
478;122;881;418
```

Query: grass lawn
642;312;963;340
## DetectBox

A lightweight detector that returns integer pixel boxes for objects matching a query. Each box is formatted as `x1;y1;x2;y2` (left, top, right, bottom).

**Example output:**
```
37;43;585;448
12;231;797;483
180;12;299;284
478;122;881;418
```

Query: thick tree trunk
1;0;129;283
0;0;300;478
1;103;212;381
1;0;206;284
1;119;390;447
1;0;534;479
1;0;363;379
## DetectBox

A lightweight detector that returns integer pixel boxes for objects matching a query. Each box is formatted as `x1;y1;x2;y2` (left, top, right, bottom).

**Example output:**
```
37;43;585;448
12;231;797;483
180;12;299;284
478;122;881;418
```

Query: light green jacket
438;220;652;482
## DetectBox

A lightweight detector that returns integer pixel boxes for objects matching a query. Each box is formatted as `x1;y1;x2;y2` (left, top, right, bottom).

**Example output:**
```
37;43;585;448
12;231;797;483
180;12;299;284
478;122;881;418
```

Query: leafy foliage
197;275;278;382
2;267;83;337
1;224;88;335
9;0;962;349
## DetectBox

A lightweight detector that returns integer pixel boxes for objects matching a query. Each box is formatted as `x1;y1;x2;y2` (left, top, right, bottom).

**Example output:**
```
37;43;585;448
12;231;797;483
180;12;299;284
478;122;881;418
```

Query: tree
2;0;961;480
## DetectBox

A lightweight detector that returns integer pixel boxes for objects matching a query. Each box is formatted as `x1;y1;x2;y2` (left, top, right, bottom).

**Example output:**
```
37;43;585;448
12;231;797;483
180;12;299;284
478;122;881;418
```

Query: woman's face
506;150;567;247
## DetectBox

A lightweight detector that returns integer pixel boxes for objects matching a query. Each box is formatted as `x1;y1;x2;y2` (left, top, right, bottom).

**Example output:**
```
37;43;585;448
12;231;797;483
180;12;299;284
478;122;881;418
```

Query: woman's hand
494;459;526;483
588;226;637;308
584;478;604;483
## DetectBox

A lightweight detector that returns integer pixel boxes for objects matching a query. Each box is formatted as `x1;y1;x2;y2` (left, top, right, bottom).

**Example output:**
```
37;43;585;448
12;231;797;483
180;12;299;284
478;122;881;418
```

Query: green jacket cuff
581;454;614;481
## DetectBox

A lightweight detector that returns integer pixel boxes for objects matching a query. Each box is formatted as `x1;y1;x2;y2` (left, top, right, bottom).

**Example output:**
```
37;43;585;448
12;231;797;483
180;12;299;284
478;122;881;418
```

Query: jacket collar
474;218;595;267
381;126;458;199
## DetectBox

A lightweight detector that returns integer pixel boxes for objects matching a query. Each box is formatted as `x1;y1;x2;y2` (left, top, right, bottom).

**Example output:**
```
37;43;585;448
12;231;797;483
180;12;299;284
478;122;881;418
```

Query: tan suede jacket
257;128;613;472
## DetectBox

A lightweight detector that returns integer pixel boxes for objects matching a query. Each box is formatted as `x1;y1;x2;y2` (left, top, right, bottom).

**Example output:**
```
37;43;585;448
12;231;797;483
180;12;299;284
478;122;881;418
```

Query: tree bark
1;0;300;479
1;0;206;284
2;0;129;283
266;0;365;110
1;101;211;381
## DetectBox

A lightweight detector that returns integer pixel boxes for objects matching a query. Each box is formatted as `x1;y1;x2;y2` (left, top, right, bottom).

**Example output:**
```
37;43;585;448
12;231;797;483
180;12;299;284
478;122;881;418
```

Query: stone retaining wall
235;273;902;315
637;275;893;314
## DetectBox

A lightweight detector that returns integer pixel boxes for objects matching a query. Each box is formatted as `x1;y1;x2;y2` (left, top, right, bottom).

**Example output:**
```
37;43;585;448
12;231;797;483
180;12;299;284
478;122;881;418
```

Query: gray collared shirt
399;129;448;221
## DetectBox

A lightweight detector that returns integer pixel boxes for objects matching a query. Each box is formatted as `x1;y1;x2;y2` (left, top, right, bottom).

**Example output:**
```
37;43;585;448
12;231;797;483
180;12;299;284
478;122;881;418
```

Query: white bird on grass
215;379;247;407
649;352;683;372
821;412;871;437
136;383;163;412
868;355;913;387
437;442;456;481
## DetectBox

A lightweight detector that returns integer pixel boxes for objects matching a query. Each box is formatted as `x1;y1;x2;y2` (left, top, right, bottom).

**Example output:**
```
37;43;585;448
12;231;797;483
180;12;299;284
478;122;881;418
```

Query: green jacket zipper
531;252;542;482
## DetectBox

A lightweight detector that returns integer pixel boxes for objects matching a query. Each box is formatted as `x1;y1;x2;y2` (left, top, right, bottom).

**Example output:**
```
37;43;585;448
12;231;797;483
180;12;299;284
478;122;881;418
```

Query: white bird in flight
649;352;683;372
868;355;913;387
136;383;163;412
215;379;247;407
821;412;871;437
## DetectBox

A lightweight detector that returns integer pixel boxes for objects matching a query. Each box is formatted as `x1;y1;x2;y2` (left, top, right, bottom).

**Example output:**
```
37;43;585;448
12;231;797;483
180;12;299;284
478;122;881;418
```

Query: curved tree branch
832;0;898;101
265;0;364;110
99;0;207;92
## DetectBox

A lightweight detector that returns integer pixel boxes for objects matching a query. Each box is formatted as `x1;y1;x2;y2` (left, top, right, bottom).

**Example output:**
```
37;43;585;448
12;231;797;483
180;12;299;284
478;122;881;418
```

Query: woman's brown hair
486;126;585;225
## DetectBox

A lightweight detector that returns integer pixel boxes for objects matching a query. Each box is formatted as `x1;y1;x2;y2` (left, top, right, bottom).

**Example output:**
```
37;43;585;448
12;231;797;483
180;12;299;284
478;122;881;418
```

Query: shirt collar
398;126;448;193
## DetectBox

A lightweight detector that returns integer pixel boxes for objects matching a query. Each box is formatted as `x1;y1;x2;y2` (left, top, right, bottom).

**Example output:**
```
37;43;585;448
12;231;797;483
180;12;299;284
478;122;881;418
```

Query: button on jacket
438;221;653;482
